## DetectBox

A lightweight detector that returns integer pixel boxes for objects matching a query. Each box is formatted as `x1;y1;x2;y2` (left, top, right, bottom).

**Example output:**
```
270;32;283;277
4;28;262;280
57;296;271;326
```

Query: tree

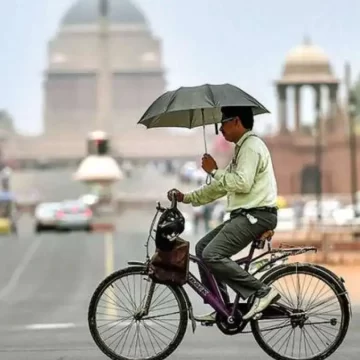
0;110;15;134
352;75;360;118
349;76;360;135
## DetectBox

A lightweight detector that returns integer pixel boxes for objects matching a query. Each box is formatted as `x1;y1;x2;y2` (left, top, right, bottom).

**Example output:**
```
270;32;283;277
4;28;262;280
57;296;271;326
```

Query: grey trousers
195;210;277;301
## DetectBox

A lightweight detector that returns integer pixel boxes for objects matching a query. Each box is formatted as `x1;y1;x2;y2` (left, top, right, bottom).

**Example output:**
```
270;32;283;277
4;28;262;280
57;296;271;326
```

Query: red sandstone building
216;38;360;196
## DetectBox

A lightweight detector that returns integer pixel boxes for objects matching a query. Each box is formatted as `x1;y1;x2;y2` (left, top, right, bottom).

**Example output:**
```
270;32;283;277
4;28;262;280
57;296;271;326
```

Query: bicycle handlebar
169;190;178;209
156;202;166;212
156;190;178;213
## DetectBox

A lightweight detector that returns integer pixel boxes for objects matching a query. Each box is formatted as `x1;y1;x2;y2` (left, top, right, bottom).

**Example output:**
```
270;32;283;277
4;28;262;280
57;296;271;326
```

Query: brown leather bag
148;237;190;286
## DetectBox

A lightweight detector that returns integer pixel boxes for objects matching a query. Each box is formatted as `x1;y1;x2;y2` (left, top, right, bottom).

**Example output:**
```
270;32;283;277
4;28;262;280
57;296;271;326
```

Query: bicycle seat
259;230;274;241
253;230;274;249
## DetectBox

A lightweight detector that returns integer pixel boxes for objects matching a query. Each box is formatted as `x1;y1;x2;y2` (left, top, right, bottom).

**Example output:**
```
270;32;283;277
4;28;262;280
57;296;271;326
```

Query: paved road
11;168;86;201
0;211;358;360
11;164;190;202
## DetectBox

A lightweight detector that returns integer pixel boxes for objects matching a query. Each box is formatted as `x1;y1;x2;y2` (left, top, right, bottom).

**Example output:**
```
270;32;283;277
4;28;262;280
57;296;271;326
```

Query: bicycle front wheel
251;264;351;360
88;266;188;360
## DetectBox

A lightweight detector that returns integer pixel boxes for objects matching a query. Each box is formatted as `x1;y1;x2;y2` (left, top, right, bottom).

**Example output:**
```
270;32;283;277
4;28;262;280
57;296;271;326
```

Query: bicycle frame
143;200;317;320
186;242;315;318
186;254;229;318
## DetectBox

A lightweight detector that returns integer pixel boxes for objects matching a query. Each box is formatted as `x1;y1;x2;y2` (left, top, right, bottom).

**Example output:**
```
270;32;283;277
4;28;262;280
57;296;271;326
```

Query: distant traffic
34;196;98;233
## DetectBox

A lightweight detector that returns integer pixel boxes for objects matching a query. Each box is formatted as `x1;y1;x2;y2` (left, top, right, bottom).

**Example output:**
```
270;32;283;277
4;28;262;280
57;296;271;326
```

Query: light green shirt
183;131;278;212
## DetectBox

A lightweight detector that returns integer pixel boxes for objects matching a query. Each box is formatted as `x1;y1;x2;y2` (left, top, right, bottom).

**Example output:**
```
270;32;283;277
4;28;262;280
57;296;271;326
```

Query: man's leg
194;223;232;322
195;223;229;303
202;211;280;319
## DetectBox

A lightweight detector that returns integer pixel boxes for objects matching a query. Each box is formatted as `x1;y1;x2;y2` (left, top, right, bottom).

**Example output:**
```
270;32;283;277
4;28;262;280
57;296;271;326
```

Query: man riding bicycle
168;106;280;321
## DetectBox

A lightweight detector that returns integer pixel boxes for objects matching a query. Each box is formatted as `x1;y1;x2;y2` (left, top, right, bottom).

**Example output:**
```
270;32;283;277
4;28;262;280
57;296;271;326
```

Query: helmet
155;208;185;251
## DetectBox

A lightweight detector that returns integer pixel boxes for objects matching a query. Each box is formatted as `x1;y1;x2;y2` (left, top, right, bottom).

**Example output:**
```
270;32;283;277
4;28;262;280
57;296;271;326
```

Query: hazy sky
0;0;359;135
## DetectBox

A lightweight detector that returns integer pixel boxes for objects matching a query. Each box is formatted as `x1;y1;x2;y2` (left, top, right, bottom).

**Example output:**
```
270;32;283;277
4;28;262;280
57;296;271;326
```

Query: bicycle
88;196;352;360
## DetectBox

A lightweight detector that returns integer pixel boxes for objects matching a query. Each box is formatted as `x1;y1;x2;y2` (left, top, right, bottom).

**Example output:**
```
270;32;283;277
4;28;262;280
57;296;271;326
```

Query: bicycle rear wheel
88;266;188;360
251;264;350;360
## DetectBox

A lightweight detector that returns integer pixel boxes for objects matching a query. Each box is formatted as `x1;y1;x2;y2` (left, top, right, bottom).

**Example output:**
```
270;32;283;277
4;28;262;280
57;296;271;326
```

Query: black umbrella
138;83;270;130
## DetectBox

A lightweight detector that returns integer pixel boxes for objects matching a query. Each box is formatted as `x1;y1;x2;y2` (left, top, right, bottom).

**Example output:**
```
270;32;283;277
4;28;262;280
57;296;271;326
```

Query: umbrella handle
201;108;212;185
203;124;211;185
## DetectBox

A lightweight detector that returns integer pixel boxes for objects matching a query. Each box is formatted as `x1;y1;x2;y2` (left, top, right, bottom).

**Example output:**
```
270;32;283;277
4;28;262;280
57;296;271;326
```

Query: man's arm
213;147;260;193
183;179;227;206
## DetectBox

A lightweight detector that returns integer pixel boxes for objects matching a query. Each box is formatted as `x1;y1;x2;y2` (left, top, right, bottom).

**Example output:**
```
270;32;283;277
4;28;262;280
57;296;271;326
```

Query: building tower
275;37;339;134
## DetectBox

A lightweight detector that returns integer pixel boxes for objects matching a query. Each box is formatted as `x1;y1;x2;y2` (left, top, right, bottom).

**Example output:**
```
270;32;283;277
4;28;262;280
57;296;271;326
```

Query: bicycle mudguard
308;263;347;289
128;261;146;266
177;286;197;333
308;263;352;318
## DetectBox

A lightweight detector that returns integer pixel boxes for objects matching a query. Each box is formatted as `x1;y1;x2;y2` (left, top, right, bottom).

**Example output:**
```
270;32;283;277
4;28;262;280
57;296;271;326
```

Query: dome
74;155;123;182
285;39;329;66
280;37;337;84
62;0;147;26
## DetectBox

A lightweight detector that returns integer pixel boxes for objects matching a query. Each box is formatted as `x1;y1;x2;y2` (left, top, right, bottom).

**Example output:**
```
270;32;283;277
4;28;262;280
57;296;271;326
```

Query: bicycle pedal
200;321;214;327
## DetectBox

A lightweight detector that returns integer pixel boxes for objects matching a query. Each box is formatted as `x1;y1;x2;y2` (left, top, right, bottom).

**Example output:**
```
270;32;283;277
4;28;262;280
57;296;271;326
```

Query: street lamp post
346;62;359;218
97;0;111;132
314;90;323;225
0;166;11;191
348;90;359;217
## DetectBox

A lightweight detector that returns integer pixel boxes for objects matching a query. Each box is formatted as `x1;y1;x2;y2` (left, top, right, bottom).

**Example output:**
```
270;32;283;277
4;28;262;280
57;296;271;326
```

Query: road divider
104;232;118;318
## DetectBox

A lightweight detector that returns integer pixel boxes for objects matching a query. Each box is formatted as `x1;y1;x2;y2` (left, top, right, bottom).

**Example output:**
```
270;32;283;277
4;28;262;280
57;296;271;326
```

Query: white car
35;202;61;233
179;162;197;183
276;208;296;231
56;200;93;232
192;168;207;185
332;204;360;226
302;199;342;226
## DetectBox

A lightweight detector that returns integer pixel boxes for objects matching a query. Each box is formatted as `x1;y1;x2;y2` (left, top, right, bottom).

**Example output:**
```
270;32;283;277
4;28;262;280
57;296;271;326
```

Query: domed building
276;36;339;134
5;0;207;162
267;38;359;196
44;0;165;137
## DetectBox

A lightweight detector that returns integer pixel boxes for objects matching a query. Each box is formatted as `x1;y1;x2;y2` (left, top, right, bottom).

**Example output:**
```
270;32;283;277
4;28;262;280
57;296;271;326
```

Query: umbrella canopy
138;83;270;129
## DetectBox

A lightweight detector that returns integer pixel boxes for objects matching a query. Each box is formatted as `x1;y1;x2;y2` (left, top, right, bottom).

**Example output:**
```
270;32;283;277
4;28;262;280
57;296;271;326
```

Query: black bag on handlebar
149;237;190;286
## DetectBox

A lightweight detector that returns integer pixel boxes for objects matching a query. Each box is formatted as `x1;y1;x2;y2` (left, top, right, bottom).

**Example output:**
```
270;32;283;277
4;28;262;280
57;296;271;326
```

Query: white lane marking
7;320;183;332
24;321;156;330
104;232;114;277
25;323;76;330
0;237;42;300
